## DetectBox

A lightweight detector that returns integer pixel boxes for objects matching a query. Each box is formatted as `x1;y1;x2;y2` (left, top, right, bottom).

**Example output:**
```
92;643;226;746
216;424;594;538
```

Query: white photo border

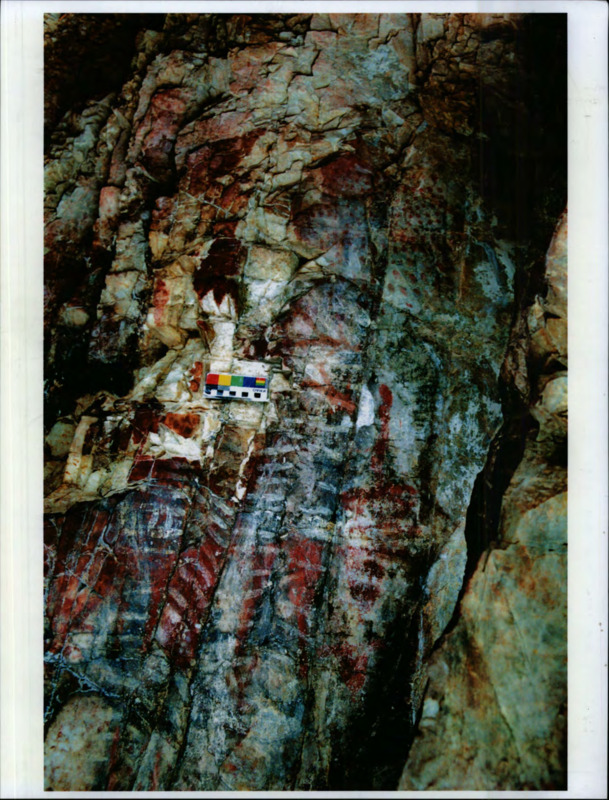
1;2;606;797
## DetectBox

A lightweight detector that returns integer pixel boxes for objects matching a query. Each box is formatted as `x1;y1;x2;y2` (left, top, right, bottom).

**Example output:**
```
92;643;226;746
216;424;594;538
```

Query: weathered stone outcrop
399;209;567;791
43;13;566;791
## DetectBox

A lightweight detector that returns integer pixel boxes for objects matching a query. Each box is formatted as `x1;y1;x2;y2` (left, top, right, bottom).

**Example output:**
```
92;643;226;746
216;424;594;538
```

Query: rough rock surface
43;13;567;791
399;210;568;790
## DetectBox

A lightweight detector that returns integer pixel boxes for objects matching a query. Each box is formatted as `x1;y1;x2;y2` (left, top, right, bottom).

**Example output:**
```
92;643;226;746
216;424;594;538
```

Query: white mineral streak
355;384;375;429
63;416;97;486
130;350;181;402
200;291;238;321
146;426;202;461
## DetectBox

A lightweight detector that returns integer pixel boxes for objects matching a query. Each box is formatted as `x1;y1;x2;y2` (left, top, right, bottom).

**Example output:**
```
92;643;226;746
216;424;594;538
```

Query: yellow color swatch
218;374;231;386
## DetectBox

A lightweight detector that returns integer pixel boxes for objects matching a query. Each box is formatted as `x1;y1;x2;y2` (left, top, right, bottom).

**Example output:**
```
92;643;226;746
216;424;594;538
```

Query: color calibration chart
204;373;269;402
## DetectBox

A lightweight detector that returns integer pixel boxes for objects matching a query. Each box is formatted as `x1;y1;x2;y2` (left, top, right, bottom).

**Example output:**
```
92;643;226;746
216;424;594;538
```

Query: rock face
399;210;568;791
43;13;567;791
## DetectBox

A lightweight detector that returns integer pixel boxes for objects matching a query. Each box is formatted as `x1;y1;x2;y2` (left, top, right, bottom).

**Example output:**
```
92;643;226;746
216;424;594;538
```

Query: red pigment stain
230;652;260;713
310;383;356;414
229;432;266;497
372;384;393;472
326;379;422;665
48;548;126;656
301;367;357;415
348;582;380;604
343;546;388;608
153;195;174;219
363;558;385;580
196;274;240;312
244;337;268;360
150;747;164;791
152;279;170;326
163;412;199;438
46;504;119;651
128;456;199;487
189;361;203;393
197;238;245;280
330;642;370;696
139;88;190;180
128;456;155;483
141;553;182;651
150;87;188;118
151;458;201;487
186;130;263;195
284;536;325;677
149;196;175;239
217;181;250;216
91;550;121;598
155;534;227;666
340;484;417;527
235;543;279;656
212;219;240;238
319;152;374;198
131;406;160;445
104;725;123;791
288;202;339;251
116;422;134;452
55;505;109;571
97;186;120;229
193;237;245;311
269;302;358;355
48;573;80;651
100;513;188;663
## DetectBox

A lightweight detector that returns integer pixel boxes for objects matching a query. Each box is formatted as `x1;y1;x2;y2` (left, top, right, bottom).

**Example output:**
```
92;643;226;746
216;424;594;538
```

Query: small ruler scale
204;373;269;402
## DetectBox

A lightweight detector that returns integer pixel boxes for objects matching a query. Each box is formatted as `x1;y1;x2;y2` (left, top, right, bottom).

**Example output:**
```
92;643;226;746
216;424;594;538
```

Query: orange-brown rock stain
163;412;200;438
188;361;203;393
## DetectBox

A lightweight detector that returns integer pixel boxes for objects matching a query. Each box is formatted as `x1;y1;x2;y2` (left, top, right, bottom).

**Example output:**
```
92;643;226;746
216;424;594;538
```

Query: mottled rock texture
399;210;568;791
43;13;567;791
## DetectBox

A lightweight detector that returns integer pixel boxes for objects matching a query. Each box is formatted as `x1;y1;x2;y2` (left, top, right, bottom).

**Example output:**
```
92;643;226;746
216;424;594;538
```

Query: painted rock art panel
43;12;567;791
